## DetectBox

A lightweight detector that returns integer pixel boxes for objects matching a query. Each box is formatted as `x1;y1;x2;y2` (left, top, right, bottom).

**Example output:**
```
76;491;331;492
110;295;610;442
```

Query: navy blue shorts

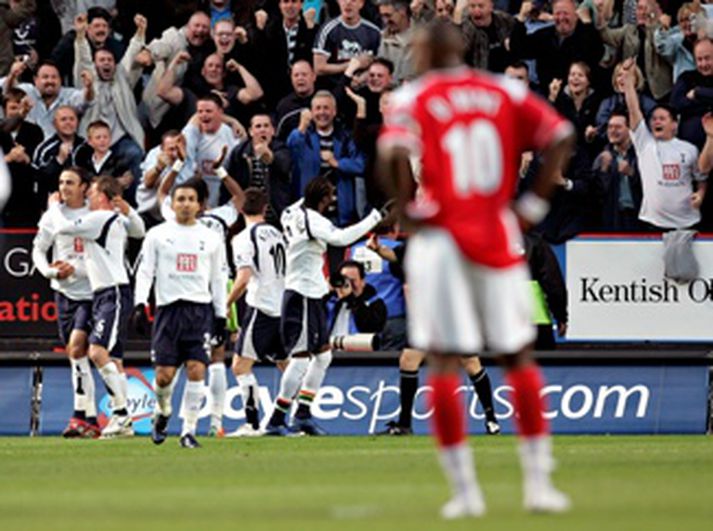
281;290;329;356
89;285;132;358
55;292;92;345
235;305;285;362
151;301;213;367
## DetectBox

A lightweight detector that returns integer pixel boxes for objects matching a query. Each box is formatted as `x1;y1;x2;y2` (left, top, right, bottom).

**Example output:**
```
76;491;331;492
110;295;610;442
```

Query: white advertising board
566;238;713;340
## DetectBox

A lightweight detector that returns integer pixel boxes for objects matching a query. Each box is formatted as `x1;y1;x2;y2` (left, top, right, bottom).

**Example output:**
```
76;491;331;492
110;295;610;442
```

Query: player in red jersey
378;22;575;518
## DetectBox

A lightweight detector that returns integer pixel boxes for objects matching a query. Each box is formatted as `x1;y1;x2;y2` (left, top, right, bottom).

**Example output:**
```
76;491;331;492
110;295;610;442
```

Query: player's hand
210;317;228;348
51;260;75;279
111;195;131;215
130;304;150;336
691;190;704;209
212;145;228;170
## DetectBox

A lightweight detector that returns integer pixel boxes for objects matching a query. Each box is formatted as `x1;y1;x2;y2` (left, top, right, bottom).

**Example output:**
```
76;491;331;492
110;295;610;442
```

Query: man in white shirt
133;178;228;449
622;58;707;230
264;176;386;435
52;175;146;439
178;94;241;208
136;130;182;227
32;168;99;438
226;188;287;437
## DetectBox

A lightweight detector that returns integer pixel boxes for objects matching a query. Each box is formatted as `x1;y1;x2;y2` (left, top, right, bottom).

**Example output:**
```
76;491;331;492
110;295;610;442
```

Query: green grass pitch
0;435;711;531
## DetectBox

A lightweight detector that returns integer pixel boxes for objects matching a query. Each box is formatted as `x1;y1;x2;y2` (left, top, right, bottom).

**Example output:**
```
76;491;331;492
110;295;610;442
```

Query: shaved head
412;21;464;75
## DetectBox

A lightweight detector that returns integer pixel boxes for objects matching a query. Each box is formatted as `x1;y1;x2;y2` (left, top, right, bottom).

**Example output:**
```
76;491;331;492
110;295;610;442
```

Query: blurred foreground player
33;168;99;437
51;176;146;439
378;22;575;517
227;188;288;437
133;179;229;449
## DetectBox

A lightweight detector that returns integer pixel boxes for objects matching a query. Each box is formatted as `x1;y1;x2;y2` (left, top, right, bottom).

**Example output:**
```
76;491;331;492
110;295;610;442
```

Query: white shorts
405;228;535;354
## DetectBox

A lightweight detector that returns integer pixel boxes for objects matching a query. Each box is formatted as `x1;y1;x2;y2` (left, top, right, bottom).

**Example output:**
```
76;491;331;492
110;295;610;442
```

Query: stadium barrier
0;349;711;436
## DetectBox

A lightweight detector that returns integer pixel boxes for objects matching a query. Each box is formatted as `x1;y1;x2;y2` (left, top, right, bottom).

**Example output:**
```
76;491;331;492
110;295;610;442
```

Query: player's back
384;68;567;268
280;199;329;298
232;222;286;317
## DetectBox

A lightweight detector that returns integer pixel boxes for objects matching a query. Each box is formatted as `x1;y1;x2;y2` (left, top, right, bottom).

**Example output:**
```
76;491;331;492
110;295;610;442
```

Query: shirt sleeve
54;209;110;240
631;120;653;155
123;207;146;238
313;24;331;56
134;231;157;307
309;208;382;247
210;237;228;318
232;233;256;272
32;214;57;279
210;201;238;226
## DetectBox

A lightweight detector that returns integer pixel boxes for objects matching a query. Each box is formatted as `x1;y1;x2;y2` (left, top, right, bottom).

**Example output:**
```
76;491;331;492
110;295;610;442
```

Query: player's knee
88;346;107;367
232;356;252;376
315;350;333;370
185;361;206;381
155;372;173;387
461;355;482;374
211;346;226;363
399;348;423;371
67;343;85;360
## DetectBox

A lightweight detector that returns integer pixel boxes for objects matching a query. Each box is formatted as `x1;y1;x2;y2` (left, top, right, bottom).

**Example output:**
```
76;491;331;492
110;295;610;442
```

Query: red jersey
379;67;570;268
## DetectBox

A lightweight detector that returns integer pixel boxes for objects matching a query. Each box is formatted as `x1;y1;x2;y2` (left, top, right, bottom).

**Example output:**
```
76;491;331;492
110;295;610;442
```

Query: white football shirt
135;220;228;318
232;221;286;317
33;203;92;301
280;199;382;298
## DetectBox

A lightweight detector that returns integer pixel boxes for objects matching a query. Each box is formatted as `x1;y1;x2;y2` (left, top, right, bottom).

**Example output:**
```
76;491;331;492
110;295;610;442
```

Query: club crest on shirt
176;253;198;272
662;164;680;181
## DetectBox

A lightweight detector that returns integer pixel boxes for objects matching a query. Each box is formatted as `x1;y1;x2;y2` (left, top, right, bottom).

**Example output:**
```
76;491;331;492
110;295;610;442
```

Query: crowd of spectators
4;0;713;344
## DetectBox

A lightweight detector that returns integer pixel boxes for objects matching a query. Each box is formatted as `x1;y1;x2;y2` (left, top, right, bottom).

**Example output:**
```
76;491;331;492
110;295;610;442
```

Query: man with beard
2;58;93;138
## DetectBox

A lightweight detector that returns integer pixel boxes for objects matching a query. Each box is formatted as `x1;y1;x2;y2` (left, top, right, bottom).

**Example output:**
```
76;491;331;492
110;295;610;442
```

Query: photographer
328;260;387;337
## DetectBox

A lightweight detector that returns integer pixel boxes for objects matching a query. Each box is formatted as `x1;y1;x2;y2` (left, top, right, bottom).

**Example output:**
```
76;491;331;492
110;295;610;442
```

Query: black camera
330;273;352;289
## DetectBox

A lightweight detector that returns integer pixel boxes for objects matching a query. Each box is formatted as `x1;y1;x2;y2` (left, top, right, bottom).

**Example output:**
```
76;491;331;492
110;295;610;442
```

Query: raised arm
157;51;190;105
310;209;383;247
621;58;644;131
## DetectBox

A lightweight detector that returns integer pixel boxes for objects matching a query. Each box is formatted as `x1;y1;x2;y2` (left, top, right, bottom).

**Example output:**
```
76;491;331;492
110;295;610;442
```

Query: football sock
470;368;497;423
69;358;86;419
208;362;227;428
77;357;97;420
505;364;548;437
154;381;173;417
398;369;419;428
295;351;333;419
181;380;204;437
237;373;260;429
268;357;309;425
99;362;127;412
518;435;555;491
429;373;482;500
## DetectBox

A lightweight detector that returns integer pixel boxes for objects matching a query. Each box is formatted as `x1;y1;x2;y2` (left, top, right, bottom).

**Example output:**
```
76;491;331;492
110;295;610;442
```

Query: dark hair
174;177;208;204
92;175;122;199
3;87;26;107
652;103;677;121
507;60;529;73
197;92;225;110
303;176;334;210
608;109;629;126
87;120;111;135
339;259;365;279
250;113;274;127
242;187;268;216
378;0;411;16
370;57;395;75
35;60;61;76
63;166;91;186
87;6;112;23
161;129;181;142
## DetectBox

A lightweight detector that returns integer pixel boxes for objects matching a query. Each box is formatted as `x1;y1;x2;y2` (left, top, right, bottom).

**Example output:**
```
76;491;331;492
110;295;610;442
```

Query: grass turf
0;435;711;531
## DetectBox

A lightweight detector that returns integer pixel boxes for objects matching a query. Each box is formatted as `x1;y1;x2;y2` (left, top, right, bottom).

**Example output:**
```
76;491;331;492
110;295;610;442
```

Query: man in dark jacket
274;59;317;141
509;0;603;91
226;113;292;226
460;0;513;72
251;0;319;107
327;259;387;336
0;87;44;226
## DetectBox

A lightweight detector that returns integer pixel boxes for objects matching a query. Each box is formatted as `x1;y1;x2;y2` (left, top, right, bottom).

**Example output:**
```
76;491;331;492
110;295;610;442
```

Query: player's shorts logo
176;253;198;272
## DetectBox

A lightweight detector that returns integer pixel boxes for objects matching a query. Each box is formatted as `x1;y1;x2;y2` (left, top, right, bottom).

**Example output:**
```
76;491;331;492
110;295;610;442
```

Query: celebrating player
51;176;146;439
32;168;99;438
226;188;288;437
263;176;387;435
378;22;575;517
133;178;229;449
